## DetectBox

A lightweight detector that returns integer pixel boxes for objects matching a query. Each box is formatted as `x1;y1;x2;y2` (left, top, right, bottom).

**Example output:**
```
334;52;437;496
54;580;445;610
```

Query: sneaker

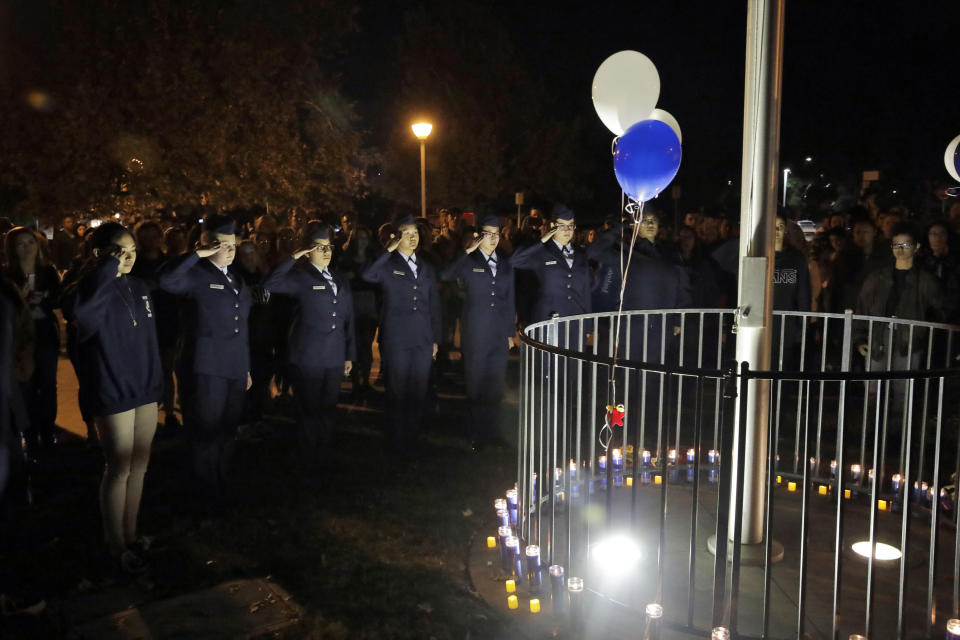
119;549;149;575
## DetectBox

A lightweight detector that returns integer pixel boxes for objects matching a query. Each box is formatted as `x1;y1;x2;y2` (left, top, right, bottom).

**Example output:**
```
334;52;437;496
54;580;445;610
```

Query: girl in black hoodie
68;223;162;574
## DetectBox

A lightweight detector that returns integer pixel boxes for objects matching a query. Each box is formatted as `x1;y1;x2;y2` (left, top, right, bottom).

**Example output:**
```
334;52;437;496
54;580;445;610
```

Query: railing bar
859;321;873;486
878;322;894;502
925;376;944;637
762;379;777;640
899;325;915;480
797;377;811;639
865;366;884;639
815;316;830;471
675;314;686;476
657;373;670;606
687;374;705;628
729;362;751;635
896;377;916;640
793;318;806;474
831;378;848;640
714;313;723;454
916;329;934;488
713;365;734;628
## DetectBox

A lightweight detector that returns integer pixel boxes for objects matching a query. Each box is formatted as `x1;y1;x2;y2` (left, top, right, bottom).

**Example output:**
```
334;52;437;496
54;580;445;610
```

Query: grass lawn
0;375;528;639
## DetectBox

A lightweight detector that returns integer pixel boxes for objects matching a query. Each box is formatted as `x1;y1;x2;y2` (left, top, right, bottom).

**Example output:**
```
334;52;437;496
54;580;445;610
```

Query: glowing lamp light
507;594;518;609
878;499;888;511
851;541;902;561
891;473;902;493
818;485;828;496
626;476;634;487
849;635;869;640
505;579;516;593
411;122;433;140
646;603;663;619
668;449;677;464
654;474;662;485
851;464;862;481
712;627;731;640
777;475;782;484
592;535;642;576
487;536;497;549
946;618;960;640
687;448;696;463
844;489;852;499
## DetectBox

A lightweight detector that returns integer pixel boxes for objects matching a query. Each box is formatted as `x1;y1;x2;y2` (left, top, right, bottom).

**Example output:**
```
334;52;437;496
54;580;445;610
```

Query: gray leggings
98;403;157;553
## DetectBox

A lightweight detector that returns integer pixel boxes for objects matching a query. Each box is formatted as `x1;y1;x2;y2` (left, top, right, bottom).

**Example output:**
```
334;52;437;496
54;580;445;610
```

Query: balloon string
608;199;644;395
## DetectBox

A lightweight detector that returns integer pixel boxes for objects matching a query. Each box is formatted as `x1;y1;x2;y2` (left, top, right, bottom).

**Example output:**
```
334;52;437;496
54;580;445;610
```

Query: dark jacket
440;249;516;349
157;254;252;381
773;247;812;312
263;257;356;373
509;240;591;322
361;250;441;351
70;257;163;415
831;244;892;313
854;266;945;357
4;264;61;350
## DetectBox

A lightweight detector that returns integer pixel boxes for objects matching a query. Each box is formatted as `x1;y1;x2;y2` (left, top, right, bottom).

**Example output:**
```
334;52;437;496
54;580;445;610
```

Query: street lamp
782;167;791;207
411;122;433;218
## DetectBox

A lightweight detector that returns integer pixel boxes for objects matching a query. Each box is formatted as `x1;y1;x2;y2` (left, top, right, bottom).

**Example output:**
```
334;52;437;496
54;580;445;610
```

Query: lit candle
878;499;887;511
642;450;652;466
788;481;797;492
507;594;518;610
712;627;730;640
496;509;510;528
625;444;635;464
913;481;920;500
532;473;538;500
687;448;696;464
642;471;651;485
494;498;507;513
525;545;542;592
708;449;718;464
848;635;868;640
777;475;782;484
612;448;623;470
844;489;852;499
505;579;516;593
569;459;577;478
529;598;540;613
946;618;960;640
818;485;828;496
654;474;662;485
626;476;634;487
568;577;584;630
830;459;837;476
505;536;519;577
668;449;677;465
891;473;902;493
498;526;512;570
868;468;874;481
708;469;718;484
598;455;607;471
921;481;930;504
646;603;663;640
487;536;497;549
850;464;862;481
506;489;518;526
809;457;817;475
549;564;565;612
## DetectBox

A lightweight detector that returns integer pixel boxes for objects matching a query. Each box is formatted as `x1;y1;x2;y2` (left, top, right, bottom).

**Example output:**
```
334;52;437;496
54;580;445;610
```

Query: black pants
183;373;245;500
292;366;342;470
20;344;58;449
352;317;378;386
463;339;508;442
383;344;432;447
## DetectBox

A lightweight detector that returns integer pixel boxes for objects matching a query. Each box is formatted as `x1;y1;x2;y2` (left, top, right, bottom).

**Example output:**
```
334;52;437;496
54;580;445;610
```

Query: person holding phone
263;221;354;474
158;214;252;504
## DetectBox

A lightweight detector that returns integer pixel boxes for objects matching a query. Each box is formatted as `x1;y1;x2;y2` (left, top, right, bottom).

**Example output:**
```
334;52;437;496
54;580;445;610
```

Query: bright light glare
592;535;642;574
411;122;433;139
851;541;901;561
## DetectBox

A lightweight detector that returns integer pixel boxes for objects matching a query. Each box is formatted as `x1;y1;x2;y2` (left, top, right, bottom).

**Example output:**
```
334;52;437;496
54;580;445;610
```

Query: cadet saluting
362;214;441;452
158;214;251;503
441;214;515;450
508;205;591;323
263;221;355;473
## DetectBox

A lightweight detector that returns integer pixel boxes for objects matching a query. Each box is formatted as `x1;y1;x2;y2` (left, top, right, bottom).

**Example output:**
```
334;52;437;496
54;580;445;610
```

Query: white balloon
647;108;682;144
591;51;660;136
945;134;960;182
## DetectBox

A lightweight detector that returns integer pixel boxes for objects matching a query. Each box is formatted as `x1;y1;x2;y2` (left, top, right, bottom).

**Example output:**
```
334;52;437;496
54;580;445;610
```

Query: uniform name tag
544;260;557;266
209;283;225;290
473;268;485;273
393;270;406;276
313;285;326;290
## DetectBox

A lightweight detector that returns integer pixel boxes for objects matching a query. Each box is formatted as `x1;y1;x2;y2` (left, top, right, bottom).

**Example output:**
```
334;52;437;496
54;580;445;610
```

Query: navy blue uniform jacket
508;241;591;322
158;254;252;381
361;251;441;349
440;250;515;347
263;257;357;373
70;258;163;415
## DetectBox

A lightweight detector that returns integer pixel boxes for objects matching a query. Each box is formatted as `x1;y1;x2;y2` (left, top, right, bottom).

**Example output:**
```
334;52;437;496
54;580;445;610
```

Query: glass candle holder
568;577;584;630
525;544;542;593
946;618;960;640
504;535;519;576
830;459;837;476
891;473;902;493
642;450;652;466
612;448;623;470
496;509;510;528
549;564;565;612
498;526;512;569
645;603;663;640
708;449;718;465
851;464;862;481
506;489;518;526
687;448;696;464
712;627;730;640
668;449;677;465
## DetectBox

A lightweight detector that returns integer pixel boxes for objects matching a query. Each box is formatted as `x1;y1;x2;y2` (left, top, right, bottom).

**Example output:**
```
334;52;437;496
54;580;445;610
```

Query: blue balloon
613;119;682;202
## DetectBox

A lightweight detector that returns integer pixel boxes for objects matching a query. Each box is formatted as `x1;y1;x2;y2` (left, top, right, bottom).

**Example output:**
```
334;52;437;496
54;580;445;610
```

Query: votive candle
878;499;887;511
529;598;540;613
946;618;960;640
708;449;718;464
654;474;662;485
612;448;623;470
487;536;497;549
568;577;584;629
891;473;902;493
525;544;542;592
687;448;696;463
505;535;519;576
788;481;797;492
830;459;837;476
851;464;862;481
549;564;564;612
505;579;516;593
818;485;828;496
507;594;518;610
668;449;677;464
642;450;652;466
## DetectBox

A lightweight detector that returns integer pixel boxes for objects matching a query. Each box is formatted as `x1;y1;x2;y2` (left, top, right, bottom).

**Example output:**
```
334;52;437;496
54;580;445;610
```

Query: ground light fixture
591;535;642;577
851;541;902;561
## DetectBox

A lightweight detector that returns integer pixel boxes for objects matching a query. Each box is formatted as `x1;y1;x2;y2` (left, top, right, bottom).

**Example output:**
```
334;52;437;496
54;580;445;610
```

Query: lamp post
782;167;791;207
411;122;433;219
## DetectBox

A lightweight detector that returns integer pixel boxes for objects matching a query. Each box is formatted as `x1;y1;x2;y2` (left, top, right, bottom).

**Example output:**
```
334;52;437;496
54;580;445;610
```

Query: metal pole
729;0;785;545
419;141;427;219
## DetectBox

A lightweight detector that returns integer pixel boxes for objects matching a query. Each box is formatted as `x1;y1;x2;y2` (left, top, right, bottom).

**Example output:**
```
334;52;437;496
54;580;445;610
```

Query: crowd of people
0;195;958;578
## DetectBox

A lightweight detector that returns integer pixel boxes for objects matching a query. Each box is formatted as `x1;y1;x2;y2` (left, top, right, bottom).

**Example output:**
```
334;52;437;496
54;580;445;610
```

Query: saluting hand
246;372;253;391
540;224;558;244
465;233;482;254
386;233;402;253
858;343;869;357
507;337;515;349
432;343;438;360
344;361;353;376
196;239;222;258
292;247;314;260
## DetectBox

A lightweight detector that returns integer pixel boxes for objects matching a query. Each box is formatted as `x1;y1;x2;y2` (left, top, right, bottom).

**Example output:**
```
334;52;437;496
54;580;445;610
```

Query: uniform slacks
383;344;432;448
292;366;342;470
183;374;245;499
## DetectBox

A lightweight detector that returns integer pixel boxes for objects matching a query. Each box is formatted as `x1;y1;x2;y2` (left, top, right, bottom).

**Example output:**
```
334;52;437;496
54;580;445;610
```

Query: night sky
344;0;958;214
